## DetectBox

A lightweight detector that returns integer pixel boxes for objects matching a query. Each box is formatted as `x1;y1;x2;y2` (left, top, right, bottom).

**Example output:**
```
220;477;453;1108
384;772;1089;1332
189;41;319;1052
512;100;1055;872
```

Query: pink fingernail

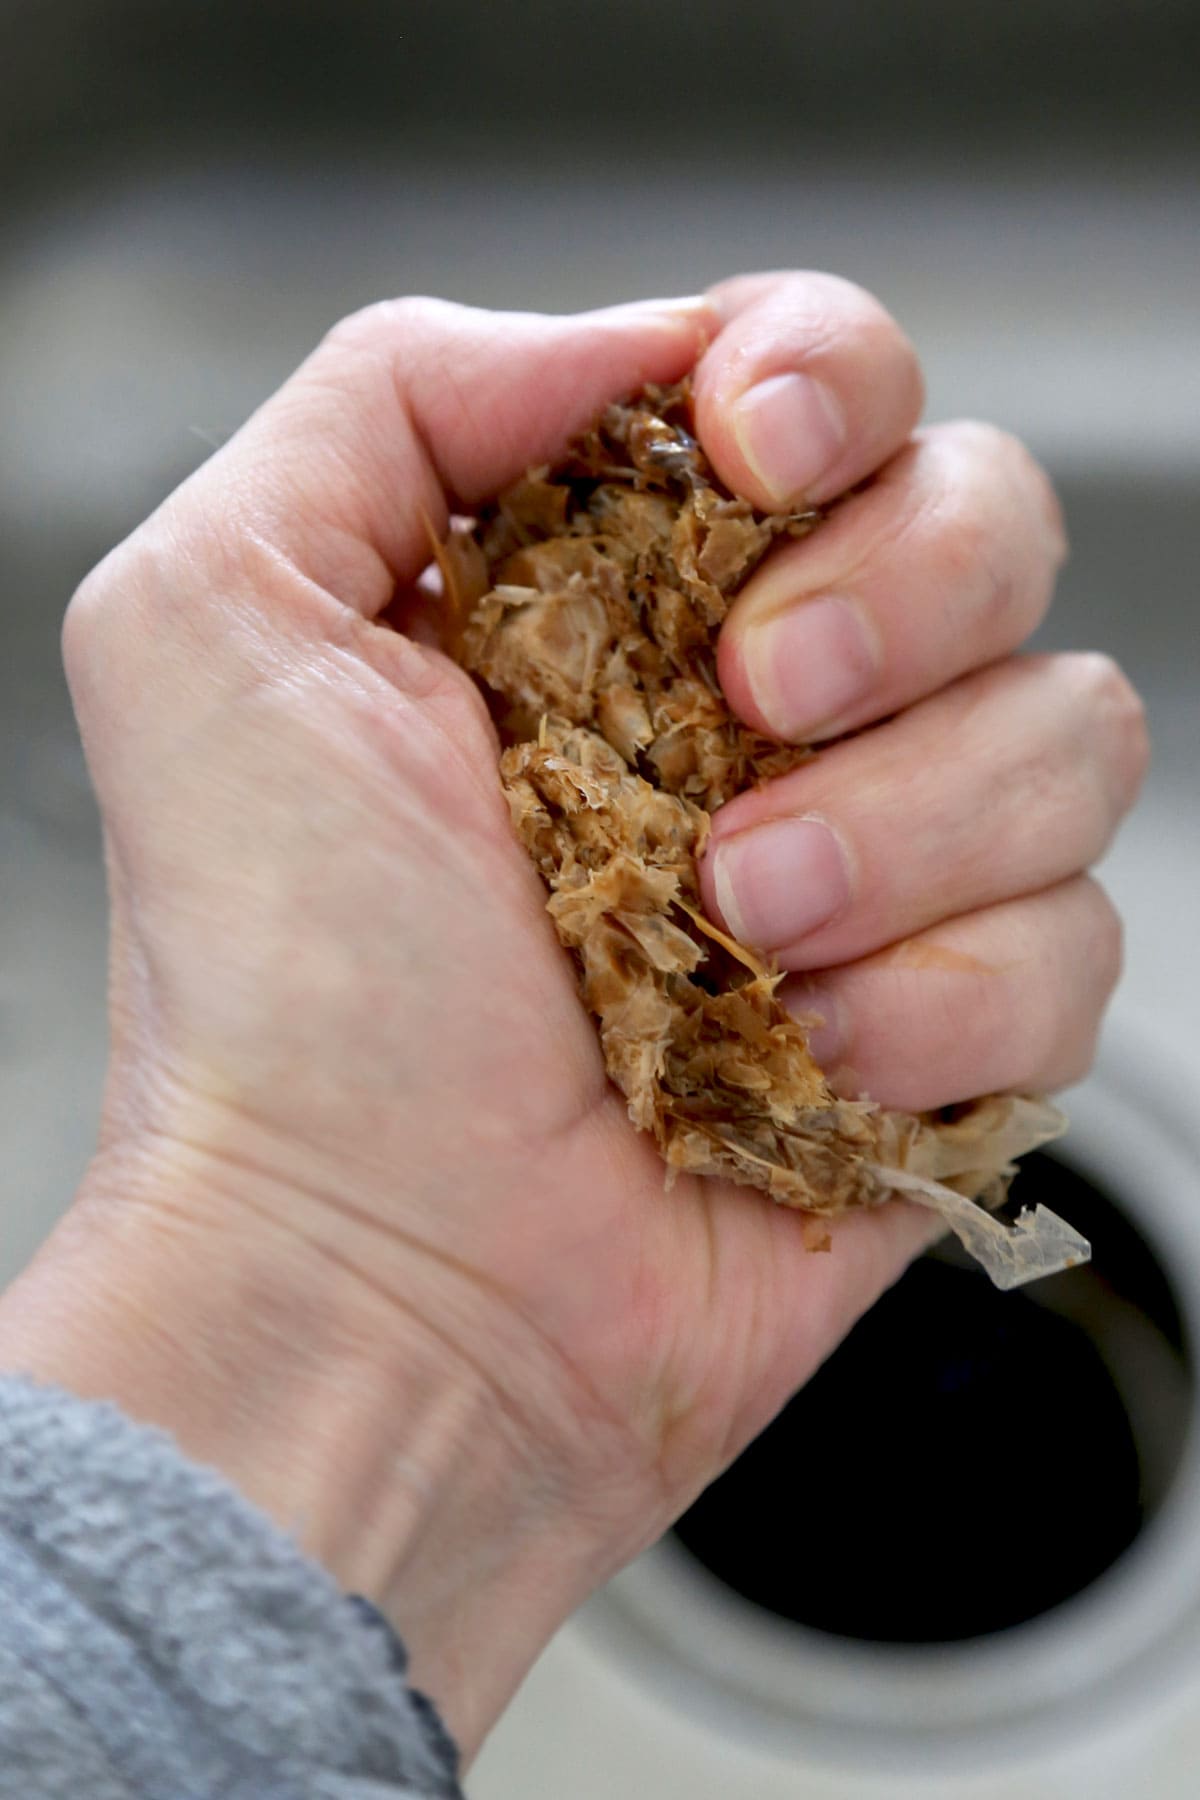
711;817;852;952
742;594;881;741
730;372;847;506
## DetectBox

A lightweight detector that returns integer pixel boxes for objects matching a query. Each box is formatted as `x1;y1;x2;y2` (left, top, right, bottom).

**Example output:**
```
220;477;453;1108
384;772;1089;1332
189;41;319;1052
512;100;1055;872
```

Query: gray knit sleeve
0;1376;463;1798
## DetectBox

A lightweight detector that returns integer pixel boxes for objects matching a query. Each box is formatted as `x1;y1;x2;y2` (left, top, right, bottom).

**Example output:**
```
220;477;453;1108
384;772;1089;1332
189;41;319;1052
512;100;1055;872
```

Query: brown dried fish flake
454;380;1062;1225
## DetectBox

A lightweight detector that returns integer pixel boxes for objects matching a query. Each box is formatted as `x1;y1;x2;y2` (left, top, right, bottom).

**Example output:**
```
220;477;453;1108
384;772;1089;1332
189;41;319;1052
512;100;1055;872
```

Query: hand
0;276;1146;1759
693;273;1147;1111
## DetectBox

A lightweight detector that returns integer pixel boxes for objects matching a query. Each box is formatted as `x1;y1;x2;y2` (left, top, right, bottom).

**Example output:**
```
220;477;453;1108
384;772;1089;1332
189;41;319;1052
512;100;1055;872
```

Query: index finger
693;270;925;510
82;293;720;629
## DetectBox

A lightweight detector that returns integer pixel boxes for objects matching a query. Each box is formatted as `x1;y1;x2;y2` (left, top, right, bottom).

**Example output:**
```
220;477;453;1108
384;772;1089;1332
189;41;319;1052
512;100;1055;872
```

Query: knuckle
832;278;901;345
939;481;993;580
812;270;885;311
786;270;894;326
1002;436;1068;564
1106;668;1151;799
907;434;1029;637
841;285;924;410
1023;452;1069;562
933;417;1024;472
932;420;1067;560
63;521;186;703
1057;884;1124;1088
1022;955;1074;1083
62;543;133;685
1069;652;1151;800
1082;877;1125;998
1069;647;1124;697
1058;1022;1105;1093
777;271;923;395
62;562;108;656
1024;881;1122;1092
319;301;388;360
321;294;456;363
813;273;911;356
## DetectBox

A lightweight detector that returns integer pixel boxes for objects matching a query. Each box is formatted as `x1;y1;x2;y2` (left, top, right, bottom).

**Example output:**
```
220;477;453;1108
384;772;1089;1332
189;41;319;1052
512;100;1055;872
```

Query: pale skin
0;273;1147;1761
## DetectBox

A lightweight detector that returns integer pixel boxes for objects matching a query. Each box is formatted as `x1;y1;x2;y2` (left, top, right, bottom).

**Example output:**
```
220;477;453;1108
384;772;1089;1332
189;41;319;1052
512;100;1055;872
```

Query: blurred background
2;3;1199;1795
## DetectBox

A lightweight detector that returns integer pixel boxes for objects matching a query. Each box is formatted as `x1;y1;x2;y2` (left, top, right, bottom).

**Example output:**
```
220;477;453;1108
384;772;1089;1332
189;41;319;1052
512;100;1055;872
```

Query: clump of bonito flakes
443;381;1088;1288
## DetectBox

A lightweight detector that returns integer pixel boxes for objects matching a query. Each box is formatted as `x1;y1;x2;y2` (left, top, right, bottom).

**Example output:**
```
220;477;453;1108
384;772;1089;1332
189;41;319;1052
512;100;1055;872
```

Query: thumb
173;294;717;619
62;291;714;799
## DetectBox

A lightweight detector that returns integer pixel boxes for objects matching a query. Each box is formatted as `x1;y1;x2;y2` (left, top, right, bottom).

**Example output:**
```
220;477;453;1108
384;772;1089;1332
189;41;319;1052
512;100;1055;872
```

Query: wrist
0;1130;625;1760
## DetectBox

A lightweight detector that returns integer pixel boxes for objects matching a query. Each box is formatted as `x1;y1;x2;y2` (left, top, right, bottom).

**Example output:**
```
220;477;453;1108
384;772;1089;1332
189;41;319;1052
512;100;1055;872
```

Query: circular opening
671;1150;1194;1644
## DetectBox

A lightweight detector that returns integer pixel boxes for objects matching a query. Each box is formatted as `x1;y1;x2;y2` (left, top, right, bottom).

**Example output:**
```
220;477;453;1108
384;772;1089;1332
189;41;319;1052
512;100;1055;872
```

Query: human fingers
692;269;925;510
785;877;1123;1112
62;293;719;796
715;421;1067;744
699;652;1149;971
72;292;718;629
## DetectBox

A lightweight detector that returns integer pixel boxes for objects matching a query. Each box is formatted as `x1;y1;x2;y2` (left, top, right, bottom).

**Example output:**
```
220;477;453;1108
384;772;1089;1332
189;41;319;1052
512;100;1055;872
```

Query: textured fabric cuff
0;1375;461;1797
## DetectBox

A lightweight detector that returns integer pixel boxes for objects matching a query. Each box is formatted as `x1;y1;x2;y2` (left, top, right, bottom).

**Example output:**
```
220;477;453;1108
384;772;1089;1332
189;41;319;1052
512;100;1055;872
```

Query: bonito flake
446;382;1086;1287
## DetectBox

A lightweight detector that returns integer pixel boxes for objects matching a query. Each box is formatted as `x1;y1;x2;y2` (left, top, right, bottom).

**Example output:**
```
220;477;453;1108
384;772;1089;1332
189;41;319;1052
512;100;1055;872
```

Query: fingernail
791;984;848;1067
645;293;712;316
606;294;719;333
741;594;881;740
730;372;847;506
711;817;852;951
